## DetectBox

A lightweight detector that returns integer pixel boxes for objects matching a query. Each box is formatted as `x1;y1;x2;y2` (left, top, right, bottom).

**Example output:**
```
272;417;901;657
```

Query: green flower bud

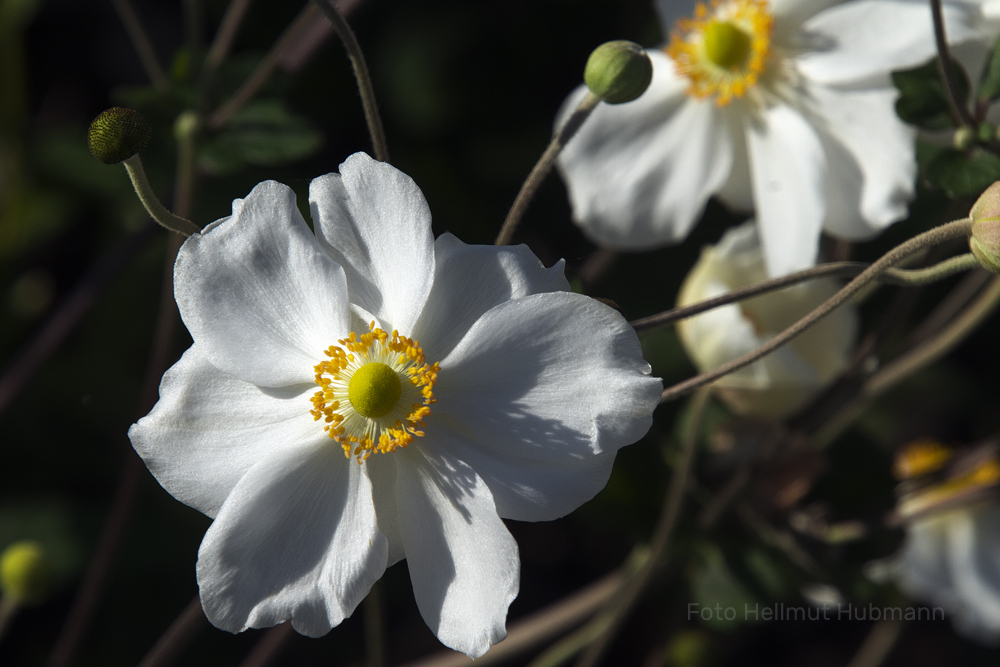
0;541;51;606
953;125;975;151
969;181;1000;274
584;40;653;105
87;107;152;165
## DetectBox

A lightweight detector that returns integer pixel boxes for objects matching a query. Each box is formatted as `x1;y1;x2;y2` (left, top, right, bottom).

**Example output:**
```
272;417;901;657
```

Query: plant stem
658;219;973;404
109;0;169;90
137;596;207;667
631;254;978;333
573;389;709;667
845;618;906;667
311;0;390;163
238;624;295;667
123;155;200;236
496;93;599;246
931;0;975;127
198;0;254;99
206;4;322;129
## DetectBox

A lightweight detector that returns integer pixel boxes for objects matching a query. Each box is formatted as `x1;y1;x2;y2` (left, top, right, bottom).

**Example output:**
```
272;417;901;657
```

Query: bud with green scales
969;182;1000;274
584;40;653;105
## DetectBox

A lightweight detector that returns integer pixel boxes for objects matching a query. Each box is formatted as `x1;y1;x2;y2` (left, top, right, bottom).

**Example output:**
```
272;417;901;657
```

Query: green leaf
925;147;1000;196
199;99;323;175
689;544;758;631
892;57;970;131
979;34;1000;102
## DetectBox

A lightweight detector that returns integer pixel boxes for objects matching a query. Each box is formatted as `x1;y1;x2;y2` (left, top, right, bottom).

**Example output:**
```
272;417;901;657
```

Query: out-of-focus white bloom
128;153;662;657
676;222;857;418
557;0;981;277
886;442;1000;643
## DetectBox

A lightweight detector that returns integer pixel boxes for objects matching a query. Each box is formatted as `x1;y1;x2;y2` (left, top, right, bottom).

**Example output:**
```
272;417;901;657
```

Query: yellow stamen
666;0;773;106
310;322;439;463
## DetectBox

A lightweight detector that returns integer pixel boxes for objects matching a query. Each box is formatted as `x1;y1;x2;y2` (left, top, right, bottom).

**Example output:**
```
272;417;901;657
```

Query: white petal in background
795;0;978;86
309;153;436;335
896;504;1000;643
395;446;519;659
435;291;661;520
557;51;739;249
197;442;388;637
411;233;569;362
129;345;319;517
746;103;827;277
174;180;350;387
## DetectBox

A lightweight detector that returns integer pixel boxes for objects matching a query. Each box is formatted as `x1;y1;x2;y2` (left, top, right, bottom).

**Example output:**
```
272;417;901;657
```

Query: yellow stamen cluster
310;322;439;463
666;0;773;106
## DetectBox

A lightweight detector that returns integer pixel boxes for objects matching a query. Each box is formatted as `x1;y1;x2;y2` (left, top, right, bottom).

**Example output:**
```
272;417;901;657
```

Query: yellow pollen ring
310;322;439;463
666;0;773;106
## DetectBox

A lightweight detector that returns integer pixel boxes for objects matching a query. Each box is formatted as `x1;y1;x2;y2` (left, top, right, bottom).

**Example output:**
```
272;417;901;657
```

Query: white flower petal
128;345;319;518
365;455;405;566
197;441;387;637
556;51;739;249
898;514;959;607
428;418;620;522
946;505;1000;641
174;181;350;387
746;104;826;277
769;0;841;29
436;291;660;477
395;446;519;659
309;153;435;334
411;233;570;361
795;0;978;86
804;81;916;240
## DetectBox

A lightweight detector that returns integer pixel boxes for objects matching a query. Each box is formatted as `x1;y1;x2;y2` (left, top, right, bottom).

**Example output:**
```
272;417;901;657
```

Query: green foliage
198;100;323;175
892;57;970;131
925;147;1000;197
978;35;1000;102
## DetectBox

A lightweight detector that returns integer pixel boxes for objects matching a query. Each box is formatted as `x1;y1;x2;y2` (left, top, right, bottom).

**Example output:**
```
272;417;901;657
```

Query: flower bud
87;107;152;165
677;222;858;419
953;125;975;151
0;541;51;606
584;40;653;104
969;181;1000;274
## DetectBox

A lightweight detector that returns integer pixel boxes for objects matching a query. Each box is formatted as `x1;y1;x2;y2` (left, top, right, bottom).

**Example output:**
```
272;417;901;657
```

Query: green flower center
703;21;752;70
348;362;402;418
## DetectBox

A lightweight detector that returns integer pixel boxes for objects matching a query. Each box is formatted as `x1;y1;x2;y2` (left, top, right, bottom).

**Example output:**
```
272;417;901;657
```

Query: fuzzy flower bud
0;541;51;606
969;181;1000;274
87;107;152;165
584;40;653;104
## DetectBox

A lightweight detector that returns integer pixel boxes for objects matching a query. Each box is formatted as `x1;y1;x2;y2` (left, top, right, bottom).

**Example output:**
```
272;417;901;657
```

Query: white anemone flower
676;222;857;418
893;502;1000;643
128;153;662;657
557;0;980;277
875;442;1000;643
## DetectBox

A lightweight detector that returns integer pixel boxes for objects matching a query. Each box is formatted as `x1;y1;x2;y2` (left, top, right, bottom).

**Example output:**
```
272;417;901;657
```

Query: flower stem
931;0;975;128
496;93;600;246
0;598;19;644
631;254;978;333
311;0;390;163
206;4;323;129
123;155;200;236
659;218;973;404
238;623;295;667
198;0;254;100
136;596;207;667
845;618;906;667
109;0;169;91
572;389;708;667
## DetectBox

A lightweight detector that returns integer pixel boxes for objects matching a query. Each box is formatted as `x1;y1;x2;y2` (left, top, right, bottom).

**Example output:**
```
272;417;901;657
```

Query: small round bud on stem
87;108;152;165
0;541;51;606
969;182;1000;274
584;40;652;105
953;125;975;151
